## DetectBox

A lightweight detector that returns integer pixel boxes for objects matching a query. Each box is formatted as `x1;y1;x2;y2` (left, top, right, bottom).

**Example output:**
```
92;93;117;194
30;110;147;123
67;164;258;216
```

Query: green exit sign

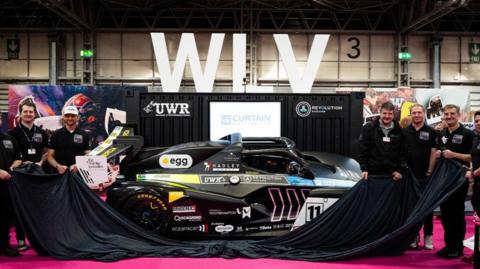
398;52;411;61
80;49;94;58
470;43;480;63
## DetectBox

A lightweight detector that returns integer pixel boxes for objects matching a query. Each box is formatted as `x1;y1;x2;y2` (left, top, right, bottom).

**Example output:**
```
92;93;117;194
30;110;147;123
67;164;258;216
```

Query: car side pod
229;175;240;185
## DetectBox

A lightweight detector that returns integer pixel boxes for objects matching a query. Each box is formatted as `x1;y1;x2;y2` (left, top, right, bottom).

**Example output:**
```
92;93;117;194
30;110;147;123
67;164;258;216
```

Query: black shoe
0;245;20;257
436;247;463;259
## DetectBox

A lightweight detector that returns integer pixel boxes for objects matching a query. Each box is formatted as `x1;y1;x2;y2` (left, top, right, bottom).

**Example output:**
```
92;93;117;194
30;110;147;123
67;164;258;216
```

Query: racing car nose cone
229;175;240;185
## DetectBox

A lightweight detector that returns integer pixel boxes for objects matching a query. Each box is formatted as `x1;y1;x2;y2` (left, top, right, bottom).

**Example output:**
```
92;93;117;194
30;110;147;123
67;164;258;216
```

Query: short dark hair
443;104;460;114
475;111;480;118
18;96;37;115
380;102;395;112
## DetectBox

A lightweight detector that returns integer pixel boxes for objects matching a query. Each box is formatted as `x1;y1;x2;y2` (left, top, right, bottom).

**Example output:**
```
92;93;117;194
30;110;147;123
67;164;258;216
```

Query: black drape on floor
8;158;466;261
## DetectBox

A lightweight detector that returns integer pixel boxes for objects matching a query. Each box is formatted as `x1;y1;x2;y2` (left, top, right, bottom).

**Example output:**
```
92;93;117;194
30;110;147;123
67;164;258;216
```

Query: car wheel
121;192;170;234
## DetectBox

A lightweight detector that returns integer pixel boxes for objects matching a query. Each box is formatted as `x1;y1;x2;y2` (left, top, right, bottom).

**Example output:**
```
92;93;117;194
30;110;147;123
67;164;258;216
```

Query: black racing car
89;126;361;238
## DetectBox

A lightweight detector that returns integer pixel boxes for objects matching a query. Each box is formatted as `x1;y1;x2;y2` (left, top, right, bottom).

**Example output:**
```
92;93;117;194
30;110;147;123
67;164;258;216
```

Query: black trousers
440;181;468;251
0;194;14;247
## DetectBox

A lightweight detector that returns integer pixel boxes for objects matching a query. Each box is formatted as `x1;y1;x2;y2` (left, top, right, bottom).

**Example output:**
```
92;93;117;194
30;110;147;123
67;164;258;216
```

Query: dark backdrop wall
125;91;364;157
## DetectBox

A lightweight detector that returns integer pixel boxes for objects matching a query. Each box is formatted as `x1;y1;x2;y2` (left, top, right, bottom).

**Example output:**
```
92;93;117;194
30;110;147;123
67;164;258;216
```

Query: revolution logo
295;101;311;117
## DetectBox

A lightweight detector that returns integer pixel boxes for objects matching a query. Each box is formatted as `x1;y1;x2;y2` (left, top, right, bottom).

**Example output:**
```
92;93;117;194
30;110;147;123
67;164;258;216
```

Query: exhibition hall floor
0;217;475;269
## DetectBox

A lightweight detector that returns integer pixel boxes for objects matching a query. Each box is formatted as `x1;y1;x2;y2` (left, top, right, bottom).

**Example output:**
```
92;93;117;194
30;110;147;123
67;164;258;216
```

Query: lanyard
21;125;36;149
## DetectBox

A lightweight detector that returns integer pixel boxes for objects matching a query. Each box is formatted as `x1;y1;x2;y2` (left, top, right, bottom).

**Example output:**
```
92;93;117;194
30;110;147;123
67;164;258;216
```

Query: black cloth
0;195;14;246
403;124;437;179
8;124;48;163
48;127;90;167
438;124;473;251
8;158;466;261
0;132;21;248
0;132;22;197
440;181;468;251
358;120;407;174
470;133;480;213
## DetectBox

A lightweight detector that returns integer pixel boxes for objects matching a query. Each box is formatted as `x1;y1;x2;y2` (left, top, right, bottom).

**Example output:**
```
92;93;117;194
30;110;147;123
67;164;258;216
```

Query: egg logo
159;154;193;169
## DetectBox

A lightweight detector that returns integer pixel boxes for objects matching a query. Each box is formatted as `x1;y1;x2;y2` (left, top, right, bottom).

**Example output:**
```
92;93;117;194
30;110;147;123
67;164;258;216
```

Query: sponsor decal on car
236;207;251;219
199;174;288;185
241;175;289;185
200;176;227;184
259;225;272;231
173;215;202;222
214;225;234;233
172;205;196;213
223;152;241;162
159;154;193;169
171;224;208;232
137;174;200;184
209;209;238;216
203;161;241;172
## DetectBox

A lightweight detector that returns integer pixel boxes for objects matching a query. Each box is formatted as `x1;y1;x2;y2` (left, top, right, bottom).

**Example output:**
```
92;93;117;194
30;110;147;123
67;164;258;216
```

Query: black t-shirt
0;132;22;196
439;124;474;166
403;124;437;178
48;127;90;167
471;133;480;174
8;124;49;163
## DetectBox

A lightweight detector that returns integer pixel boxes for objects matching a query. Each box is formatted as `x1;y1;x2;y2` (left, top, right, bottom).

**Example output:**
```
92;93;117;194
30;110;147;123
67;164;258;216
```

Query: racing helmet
63;93;98;129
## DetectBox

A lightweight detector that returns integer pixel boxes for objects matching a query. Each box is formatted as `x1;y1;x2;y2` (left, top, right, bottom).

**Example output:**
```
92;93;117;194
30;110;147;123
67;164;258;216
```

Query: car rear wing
88;125;144;164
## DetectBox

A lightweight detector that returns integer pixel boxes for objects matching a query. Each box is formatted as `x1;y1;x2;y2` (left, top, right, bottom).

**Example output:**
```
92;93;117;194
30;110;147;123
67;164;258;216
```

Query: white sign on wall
209;101;281;140
151;33;330;93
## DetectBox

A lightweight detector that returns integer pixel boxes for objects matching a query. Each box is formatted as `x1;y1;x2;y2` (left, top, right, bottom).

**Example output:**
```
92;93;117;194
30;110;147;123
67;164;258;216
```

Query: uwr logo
144;101;190;117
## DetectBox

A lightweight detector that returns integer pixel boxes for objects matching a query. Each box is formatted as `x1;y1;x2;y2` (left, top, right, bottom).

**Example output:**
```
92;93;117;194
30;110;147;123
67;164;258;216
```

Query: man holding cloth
435;104;473;259
47;105;90;174
0;113;22;257
403;104;437;250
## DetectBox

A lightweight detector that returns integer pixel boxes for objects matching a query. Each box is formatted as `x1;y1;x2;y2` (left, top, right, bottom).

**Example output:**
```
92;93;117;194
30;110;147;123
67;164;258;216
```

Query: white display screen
209;102;281;140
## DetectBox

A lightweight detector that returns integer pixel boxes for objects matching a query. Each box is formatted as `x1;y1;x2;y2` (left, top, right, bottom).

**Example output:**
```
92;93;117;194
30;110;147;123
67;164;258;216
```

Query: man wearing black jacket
358;101;407;181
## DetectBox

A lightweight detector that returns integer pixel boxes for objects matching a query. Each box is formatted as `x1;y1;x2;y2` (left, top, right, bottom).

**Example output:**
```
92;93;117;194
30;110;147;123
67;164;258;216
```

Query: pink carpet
0;216;475;269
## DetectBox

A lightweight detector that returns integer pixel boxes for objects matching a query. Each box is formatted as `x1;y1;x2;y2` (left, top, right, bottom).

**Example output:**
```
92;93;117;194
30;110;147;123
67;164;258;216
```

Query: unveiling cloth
8;158;466;261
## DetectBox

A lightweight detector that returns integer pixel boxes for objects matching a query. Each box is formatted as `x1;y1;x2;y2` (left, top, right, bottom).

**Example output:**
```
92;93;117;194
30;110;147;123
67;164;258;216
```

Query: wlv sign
151;33;329;93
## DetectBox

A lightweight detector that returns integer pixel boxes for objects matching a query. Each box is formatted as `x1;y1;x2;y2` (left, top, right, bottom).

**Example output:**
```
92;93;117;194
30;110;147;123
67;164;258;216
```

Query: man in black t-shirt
435;104;473;259
8;97;48;252
8;98;48;166
403;104;437;250
462;111;480;263
0;113;22;257
47;106;90;174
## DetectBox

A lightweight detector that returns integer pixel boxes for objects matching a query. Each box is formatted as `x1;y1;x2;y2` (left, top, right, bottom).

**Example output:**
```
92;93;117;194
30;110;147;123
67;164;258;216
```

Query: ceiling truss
0;0;478;33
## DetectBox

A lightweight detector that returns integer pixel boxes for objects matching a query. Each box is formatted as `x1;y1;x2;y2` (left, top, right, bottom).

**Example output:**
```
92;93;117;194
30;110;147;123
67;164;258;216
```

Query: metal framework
0;0;478;33
1;0;479;87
